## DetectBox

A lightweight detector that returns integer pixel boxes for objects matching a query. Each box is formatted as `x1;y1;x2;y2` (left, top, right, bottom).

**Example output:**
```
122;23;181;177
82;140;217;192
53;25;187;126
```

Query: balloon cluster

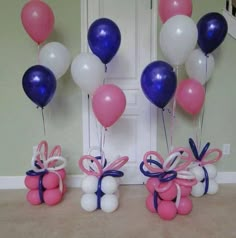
78;153;129;213
21;1;71;109
71;18;125;128
141;0;228;116
140;148;197;220
24;141;67;206
188;138;223;197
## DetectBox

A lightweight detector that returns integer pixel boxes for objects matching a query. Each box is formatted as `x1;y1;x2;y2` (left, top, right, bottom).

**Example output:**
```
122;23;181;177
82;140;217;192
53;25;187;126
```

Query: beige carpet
0;185;235;238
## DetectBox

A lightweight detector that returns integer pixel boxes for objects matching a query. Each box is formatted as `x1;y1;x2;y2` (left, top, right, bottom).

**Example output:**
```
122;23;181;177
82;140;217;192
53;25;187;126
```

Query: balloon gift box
140;148;197;221
24;140;67;206
188;138;222;197
78;152;129;213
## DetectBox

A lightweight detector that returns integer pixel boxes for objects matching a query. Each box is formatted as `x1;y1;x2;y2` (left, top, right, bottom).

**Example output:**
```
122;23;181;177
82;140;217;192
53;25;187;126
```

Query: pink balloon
176;79;205;115
44;188;62;206
146;193;159;213
92;84;126;128
158;183;177;201
177;197;193;215
146;178;160;194
158;201;177;220
42;172;59;189
21;1;54;44
158;0;192;23
27;190;42;205
24;175;39;190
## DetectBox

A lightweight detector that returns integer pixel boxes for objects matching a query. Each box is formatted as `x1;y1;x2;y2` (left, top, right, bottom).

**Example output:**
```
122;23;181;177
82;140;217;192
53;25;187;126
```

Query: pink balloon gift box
24;140;67;206
78;153;129;213
140;148;197;220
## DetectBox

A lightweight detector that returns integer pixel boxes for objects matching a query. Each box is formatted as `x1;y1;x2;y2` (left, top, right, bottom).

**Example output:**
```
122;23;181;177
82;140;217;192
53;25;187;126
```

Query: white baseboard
0;172;236;189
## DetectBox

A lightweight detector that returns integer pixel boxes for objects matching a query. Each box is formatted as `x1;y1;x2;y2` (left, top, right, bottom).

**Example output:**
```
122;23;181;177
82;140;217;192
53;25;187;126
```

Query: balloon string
193;115;199;150
37;44;40;64
88;94;91;148
170;65;178;150
161;109;169;153
199;57;208;150
170;98;176;151
41;108;46;136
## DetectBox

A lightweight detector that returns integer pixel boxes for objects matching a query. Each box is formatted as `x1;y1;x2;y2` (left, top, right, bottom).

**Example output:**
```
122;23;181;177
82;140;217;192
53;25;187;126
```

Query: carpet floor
0;185;235;238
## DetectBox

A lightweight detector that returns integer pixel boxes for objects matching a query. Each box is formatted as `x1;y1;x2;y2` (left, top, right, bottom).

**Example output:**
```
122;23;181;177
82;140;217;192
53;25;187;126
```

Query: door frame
80;0;158;156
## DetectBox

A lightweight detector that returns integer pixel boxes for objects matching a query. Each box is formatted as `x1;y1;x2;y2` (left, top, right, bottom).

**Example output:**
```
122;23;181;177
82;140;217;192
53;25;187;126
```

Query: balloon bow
140;147;197;209
78;154;129;209
188;138;222;166
188;138;222;194
26;140;66;203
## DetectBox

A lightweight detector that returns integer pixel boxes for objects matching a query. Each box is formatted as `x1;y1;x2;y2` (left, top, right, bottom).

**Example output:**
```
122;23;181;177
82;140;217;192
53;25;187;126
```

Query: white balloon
39;42;71;79
71;53;105;94
80;193;97;212
160;15;198;66
101;194;118;213
81;175;98;193
101;176;118;194
190;166;205;182
191;182;205;197
185;49;215;84
204;164;217;179
207;180;219;195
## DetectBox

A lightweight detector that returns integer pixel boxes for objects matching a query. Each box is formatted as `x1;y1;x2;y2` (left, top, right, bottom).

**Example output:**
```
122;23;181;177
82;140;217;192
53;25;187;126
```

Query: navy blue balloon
22;65;56;108
197;12;228;55
141;61;177;109
88;18;121;64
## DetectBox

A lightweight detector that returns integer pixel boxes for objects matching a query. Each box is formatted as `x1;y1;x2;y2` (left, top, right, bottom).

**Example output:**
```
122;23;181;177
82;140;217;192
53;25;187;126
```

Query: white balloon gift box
188;138;223;197
140;148;197;221
78;154;129;213
24;140;67;206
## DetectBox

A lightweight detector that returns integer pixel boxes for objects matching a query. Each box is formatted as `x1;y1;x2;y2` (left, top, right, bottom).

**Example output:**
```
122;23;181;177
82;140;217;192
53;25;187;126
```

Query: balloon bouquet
20;1;70;204
175;8;227;198
71;18;129;212
21;0;71;134
140;0;227;219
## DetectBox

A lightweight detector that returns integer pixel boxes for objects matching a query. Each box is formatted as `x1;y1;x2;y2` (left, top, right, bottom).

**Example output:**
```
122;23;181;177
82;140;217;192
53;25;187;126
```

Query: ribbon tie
26;140;66;203
79;154;129;209
140;147;195;184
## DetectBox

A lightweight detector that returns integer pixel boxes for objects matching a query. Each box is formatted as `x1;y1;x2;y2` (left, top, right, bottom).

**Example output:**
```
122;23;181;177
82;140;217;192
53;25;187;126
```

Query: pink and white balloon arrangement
24;141;67;206
78;153;129;213
188;138;222;197
140;148;197;220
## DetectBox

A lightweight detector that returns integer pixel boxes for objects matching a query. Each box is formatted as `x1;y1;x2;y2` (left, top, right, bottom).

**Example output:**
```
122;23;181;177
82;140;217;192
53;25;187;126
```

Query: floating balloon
21;1;54;44
160;15;198;66
92;84;126;128
141;61;177;109
22;65;56;108
71;53;105;94
158;0;192;23
88;18;121;64
39;42;71;79
185;49;215;85
197;12;228;55
176;79;205;115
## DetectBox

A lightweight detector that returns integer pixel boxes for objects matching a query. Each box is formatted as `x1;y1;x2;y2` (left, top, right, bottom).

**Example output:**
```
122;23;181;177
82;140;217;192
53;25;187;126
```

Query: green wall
0;0;235;176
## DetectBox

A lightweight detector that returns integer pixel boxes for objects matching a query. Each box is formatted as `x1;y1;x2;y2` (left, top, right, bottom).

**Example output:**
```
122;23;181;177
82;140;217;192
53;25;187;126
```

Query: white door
81;0;158;184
